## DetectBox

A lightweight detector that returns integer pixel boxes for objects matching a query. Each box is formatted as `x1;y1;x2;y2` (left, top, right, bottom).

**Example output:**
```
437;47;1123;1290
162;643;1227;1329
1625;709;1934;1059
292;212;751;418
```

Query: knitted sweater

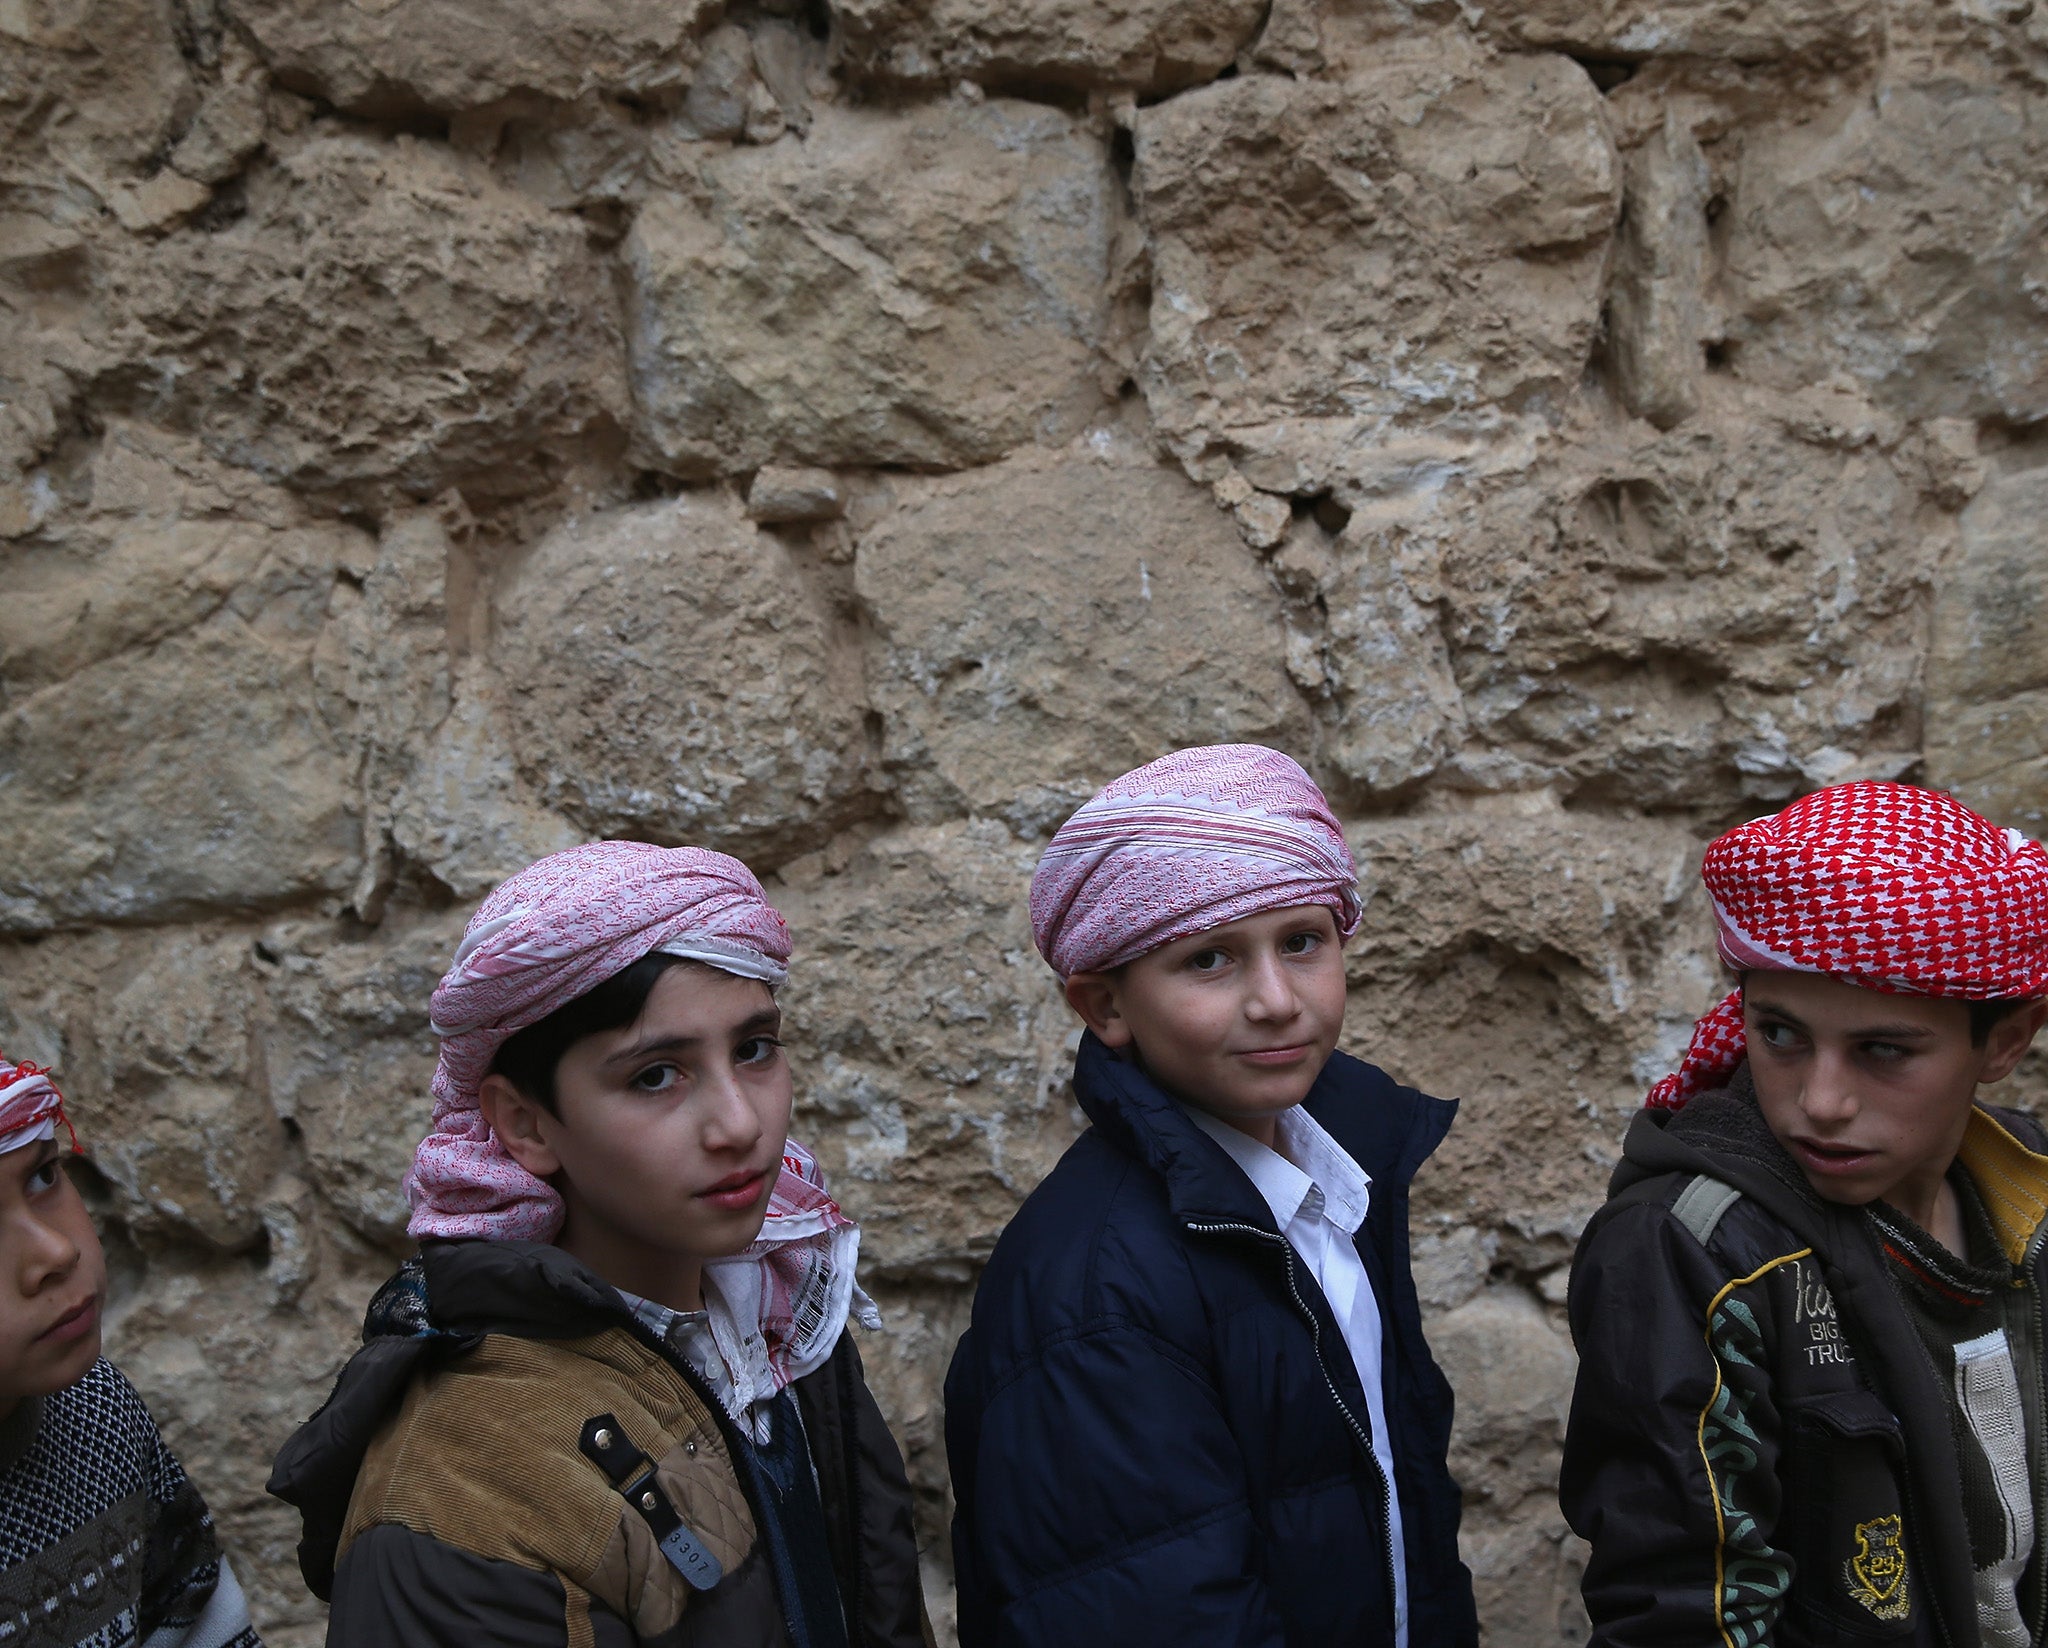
1872;1176;2047;1648
0;1359;259;1648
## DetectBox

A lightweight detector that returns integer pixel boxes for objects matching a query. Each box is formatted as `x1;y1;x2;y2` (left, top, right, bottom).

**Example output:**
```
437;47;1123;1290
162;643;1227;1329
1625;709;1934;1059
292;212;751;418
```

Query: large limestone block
0;0;195;190
1926;467;2048;838
771;822;1075;1276
314;507;577;913
100;133;629;496
857;450;1311;831
1724;81;2048;425
1429;1285;1588;1648
833;0;1266;95
1481;0;1875;65
624;100;1114;477
1274;503;1469;799
494;493;873;864
263;912;464;1244
0;613;360;932
2;515;359;695
226;0;715;113
1132;55;1619;486
1342;809;1701;1241
1432;1284;1576;1511
1431;413;1937;811
1608;112;1710;431
74;933;282;1249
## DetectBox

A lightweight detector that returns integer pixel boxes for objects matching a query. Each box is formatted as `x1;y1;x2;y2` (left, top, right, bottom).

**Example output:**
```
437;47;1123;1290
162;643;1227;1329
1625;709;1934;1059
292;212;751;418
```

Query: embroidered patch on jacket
1844;1515;1910;1621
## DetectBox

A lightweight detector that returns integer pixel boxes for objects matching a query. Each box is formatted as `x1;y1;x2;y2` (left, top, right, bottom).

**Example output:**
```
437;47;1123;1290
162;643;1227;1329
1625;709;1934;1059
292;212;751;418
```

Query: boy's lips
1790;1137;1878;1176
1235;1043;1314;1066
36;1296;98;1346
695;1167;772;1211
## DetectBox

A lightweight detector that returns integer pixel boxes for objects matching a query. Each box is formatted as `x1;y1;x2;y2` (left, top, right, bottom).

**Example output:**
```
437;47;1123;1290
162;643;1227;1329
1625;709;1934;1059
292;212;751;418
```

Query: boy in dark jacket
945;745;1477;1648
269;842;930;1648
0;1053;260;1648
1563;782;2048;1648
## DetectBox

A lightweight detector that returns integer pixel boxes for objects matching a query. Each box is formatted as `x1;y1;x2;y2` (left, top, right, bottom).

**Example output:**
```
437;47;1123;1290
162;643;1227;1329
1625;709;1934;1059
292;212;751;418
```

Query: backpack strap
1670;1173;1743;1249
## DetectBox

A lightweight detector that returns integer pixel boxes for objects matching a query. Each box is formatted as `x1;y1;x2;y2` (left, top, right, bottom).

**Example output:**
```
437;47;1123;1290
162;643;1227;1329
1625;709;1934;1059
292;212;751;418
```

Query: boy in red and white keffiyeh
1563;783;2048;1648
269;842;929;1648
0;1056;260;1648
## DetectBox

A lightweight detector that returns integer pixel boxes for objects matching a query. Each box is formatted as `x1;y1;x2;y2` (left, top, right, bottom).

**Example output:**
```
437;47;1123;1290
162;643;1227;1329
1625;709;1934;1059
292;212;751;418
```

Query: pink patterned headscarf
407;840;794;1240
1030;745;1362;979
1647;783;2048;1109
0;1054;71;1156
405;840;873;1403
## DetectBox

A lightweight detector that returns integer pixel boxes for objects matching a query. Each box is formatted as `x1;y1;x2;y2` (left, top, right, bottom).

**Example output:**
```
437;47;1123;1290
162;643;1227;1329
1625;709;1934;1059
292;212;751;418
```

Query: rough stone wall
3;0;2046;1641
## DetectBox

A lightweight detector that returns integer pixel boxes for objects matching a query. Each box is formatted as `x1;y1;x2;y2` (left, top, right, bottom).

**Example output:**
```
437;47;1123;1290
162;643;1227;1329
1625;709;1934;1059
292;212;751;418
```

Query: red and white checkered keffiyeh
1029;745;1362;979
1647;782;2048;1109
0;1054;70;1157
406;840;869;1397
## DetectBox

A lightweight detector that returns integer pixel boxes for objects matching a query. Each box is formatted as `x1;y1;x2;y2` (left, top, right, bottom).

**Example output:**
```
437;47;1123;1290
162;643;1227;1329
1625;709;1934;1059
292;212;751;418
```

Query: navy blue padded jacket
945;1031;1477;1648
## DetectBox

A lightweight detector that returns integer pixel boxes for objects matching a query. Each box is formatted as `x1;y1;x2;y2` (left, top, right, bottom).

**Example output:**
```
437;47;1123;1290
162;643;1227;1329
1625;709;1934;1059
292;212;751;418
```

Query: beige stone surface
1132;50;1620;493
1723;80;2048;425
0;0;197;193
225;0;717;114
97;132;630;498
1926;465;2048;838
624;98;1116;476
5;6;2047;1645
772;821;1076;1275
857;447;1310;830
1479;0;1876;65
493;492;875;865
833;0;1267;94
1608;111;1710;430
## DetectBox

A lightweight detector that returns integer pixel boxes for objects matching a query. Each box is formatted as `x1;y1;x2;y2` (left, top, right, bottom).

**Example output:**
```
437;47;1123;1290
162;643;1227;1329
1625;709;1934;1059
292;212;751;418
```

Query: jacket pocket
1780;1391;1918;1642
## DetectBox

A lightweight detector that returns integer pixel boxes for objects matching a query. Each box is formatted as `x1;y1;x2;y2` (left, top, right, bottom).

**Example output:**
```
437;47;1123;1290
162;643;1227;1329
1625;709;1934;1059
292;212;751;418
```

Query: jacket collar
1616;1064;2048;1263
414;1236;635;1340
1070;1030;1457;1230
1955;1107;2048;1264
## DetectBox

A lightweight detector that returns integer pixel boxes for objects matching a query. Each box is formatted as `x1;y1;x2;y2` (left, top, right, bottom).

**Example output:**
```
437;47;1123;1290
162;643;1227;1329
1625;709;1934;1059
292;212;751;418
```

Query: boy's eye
736;1036;783;1067
25;1160;58;1195
1756;1022;1800;1050
1186;949;1229;973
629;1063;680;1093
1862;1040;1911;1062
1280;931;1321;955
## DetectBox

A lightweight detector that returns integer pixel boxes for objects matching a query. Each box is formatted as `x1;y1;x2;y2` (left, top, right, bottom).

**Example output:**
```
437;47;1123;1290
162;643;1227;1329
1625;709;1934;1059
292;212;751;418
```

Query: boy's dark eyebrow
602;1009;783;1068
1748;999;1936;1040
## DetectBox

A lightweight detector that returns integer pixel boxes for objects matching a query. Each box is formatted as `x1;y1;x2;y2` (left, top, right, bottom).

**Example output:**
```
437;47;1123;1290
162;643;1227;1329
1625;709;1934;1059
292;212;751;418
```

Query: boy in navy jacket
945;745;1477;1648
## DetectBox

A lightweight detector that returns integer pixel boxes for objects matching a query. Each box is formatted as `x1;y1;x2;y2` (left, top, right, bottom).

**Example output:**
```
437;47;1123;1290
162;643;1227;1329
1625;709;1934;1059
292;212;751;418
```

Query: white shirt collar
1185;1103;1372;1237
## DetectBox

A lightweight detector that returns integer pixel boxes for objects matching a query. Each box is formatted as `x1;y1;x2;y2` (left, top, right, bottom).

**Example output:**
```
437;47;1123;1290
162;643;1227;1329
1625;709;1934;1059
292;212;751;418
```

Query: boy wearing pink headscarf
269;842;929;1648
945;745;1477;1648
1563;783;2048;1648
0;1056;260;1648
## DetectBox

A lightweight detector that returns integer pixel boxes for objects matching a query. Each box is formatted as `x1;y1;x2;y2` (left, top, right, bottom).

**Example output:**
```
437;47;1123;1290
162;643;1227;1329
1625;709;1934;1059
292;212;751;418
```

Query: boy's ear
1980;999;2048;1086
477;1073;563;1179
1063;972;1135;1050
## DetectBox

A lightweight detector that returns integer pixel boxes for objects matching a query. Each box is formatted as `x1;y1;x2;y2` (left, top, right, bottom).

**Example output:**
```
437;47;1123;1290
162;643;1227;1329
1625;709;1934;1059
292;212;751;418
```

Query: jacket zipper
1184;1219;1401;1628
2019;1218;2048;1646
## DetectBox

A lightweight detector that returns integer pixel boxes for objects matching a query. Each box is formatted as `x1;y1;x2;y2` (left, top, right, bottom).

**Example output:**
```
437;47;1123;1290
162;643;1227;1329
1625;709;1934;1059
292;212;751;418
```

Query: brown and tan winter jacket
269;1240;933;1648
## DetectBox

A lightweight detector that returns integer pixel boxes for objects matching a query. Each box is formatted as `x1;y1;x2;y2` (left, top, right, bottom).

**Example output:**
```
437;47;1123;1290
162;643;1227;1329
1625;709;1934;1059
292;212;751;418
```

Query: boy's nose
14;1211;79;1295
1242;952;1300;1020
1799;1052;1861;1126
700;1075;766;1151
